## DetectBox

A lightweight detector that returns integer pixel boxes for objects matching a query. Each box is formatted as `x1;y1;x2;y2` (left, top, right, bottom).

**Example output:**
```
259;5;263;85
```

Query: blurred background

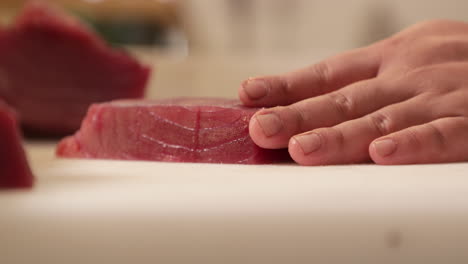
1;0;467;99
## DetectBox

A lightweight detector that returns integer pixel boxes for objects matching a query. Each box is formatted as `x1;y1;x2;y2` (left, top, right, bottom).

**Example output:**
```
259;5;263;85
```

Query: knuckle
313;126;345;150
405;127;423;149
415;70;461;96
326;91;354;119
274;76;292;97
404;66;444;94
289;105;309;131
329;127;345;148
311;61;331;90
404;123;447;153
368;111;393;136
429;91;468;117
425;123;447;151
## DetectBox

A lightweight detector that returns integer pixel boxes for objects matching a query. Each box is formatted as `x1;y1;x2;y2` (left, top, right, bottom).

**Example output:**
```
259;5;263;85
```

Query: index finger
239;45;382;107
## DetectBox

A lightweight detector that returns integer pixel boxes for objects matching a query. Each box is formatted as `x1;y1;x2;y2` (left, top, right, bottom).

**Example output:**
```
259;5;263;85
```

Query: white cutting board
1;142;468;264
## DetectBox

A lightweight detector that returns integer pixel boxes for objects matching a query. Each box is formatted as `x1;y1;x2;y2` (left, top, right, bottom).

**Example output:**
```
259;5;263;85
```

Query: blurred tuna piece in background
0;0;151;136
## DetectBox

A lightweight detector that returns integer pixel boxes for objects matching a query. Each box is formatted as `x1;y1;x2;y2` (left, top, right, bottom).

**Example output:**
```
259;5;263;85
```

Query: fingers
249;77;415;149
287;95;437;165
370;117;468;165
239;46;382;107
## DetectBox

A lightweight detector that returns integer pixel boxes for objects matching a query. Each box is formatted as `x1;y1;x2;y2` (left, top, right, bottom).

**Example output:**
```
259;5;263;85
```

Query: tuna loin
57;98;289;164
0;101;34;188
0;1;150;136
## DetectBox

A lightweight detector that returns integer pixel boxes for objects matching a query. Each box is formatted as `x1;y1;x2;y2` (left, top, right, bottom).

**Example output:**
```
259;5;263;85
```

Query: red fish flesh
0;1;151;136
57;98;289;164
0;101;34;188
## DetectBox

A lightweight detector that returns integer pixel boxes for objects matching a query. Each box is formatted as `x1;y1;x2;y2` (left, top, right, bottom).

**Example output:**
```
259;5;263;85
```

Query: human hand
239;20;468;165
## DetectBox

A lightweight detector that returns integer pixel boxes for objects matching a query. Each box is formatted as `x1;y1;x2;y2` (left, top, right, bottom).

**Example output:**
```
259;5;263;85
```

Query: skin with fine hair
239;20;468;165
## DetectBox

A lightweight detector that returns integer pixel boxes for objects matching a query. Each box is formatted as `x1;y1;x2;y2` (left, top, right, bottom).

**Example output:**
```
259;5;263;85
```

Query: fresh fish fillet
0;0;150;136
57;98;290;164
0;101;34;188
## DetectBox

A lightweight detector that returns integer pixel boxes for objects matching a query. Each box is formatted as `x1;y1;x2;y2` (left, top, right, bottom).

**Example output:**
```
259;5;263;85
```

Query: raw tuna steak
57;98;289;164
0;101;34;188
0;0;150;136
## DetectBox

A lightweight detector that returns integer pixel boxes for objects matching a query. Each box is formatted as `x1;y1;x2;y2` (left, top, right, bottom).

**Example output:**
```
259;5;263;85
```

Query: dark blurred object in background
0;0;181;47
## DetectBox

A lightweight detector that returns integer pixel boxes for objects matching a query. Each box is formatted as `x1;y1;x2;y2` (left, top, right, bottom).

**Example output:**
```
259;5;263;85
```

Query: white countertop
1;142;468;264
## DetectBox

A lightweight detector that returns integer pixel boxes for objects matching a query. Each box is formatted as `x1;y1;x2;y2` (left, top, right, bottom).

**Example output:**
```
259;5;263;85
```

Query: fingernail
243;78;268;100
373;138;397;157
293;133;322;155
255;113;283;137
